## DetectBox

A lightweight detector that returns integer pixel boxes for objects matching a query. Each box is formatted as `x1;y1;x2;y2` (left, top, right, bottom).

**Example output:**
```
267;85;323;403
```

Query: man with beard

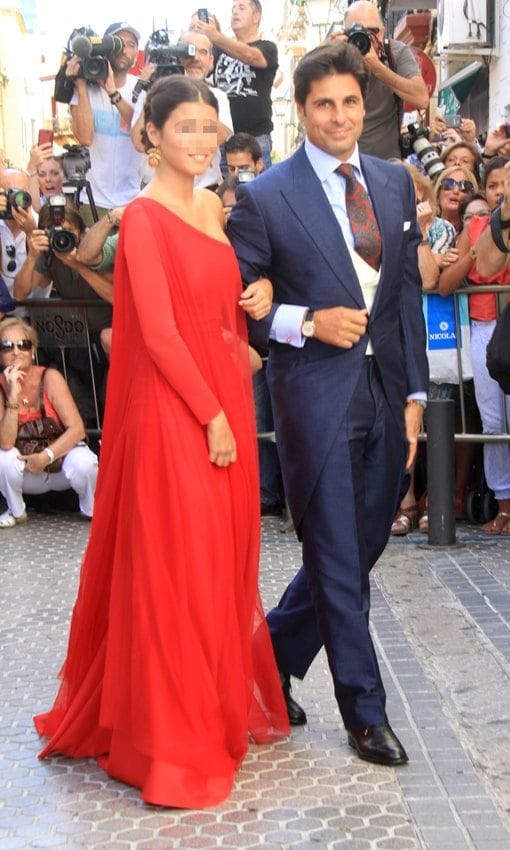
65;22;144;222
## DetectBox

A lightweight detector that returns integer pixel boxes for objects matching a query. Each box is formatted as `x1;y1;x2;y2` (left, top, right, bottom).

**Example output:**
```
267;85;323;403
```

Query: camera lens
10;190;32;211
347;25;372;56
51;230;77;254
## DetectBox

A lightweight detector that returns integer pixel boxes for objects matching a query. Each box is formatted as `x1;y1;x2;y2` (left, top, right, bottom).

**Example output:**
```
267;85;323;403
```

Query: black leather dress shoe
280;672;307;726
347;723;408;766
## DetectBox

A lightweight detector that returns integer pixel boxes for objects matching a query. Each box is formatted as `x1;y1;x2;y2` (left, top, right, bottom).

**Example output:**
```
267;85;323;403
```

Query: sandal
391;505;419;536
482;511;510;535
0;511;27;529
418;513;428;534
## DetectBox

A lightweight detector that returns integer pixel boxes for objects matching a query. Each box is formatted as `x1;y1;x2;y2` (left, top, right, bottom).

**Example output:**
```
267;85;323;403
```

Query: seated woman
0;317;98;527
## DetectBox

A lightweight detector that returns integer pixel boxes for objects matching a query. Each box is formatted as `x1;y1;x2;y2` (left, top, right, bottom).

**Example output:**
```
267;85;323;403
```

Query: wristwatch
406;398;427;410
301;309;315;339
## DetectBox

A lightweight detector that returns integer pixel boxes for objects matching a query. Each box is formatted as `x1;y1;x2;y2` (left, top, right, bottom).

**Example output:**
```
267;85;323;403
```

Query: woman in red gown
34;76;289;808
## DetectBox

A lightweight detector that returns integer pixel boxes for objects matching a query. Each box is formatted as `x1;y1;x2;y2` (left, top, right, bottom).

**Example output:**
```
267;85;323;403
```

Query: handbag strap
38;367;48;418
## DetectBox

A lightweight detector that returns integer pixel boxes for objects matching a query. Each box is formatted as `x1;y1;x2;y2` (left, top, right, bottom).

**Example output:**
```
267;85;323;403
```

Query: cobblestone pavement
1;512;510;849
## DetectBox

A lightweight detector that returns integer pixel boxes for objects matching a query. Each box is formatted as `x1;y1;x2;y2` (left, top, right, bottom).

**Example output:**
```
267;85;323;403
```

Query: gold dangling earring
147;146;161;168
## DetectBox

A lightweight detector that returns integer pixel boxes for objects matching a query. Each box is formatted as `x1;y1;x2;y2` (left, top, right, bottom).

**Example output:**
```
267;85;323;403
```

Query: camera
237;169;256;183
61;145;91;181
71;31;123;81
0;188;32;220
345;24;372;56
444;115;462;129
44;194;77;254
399;123;445;179
132;28;196;103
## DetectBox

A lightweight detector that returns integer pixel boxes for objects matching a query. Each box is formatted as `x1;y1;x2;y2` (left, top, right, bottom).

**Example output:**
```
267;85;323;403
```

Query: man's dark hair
142;76;218;152
225;132;263;162
216;175;240;201
482;156;510;189
38;202;86;235
293;42;368;107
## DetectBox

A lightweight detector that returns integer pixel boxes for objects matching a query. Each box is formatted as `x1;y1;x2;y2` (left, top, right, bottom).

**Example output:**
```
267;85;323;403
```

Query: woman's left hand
18;451;51;475
239;278;273;320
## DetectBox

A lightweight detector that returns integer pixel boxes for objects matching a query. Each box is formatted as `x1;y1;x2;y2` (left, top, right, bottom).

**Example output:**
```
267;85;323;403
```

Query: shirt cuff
407;392;427;402
269;305;308;348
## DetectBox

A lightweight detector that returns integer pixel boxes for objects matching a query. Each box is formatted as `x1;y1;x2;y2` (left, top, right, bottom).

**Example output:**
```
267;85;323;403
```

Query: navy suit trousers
267;357;406;729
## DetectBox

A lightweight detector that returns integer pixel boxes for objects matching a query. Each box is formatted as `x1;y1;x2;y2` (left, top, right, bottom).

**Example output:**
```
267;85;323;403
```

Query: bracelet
481;150;497;159
43;447;55;465
5;401;20;410
490;206;510;254
109;90;122;105
419;239;429;246
106;210;117;225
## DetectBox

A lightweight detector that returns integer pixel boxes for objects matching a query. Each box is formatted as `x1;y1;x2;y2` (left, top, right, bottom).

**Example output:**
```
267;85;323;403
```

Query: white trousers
471;319;510;500
0;444;98;518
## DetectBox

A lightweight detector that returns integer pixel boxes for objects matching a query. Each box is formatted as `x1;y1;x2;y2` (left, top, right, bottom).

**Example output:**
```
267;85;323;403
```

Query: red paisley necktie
336;163;382;271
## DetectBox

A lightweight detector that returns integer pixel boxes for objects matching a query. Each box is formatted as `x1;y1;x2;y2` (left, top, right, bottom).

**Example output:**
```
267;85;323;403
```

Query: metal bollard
426;398;456;546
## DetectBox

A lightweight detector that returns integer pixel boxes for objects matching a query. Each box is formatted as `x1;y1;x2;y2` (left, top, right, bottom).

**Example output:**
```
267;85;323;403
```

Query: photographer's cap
103;22;140;43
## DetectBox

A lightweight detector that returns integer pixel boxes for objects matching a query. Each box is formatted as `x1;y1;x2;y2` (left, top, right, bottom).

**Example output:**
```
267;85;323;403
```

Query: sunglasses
5;245;16;273
440;178;474;194
0;339;33;353
462;209;490;222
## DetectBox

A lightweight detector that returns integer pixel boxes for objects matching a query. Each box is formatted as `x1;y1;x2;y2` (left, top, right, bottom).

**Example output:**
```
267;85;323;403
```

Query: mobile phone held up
38;129;54;146
197;8;209;23
444;115;462;129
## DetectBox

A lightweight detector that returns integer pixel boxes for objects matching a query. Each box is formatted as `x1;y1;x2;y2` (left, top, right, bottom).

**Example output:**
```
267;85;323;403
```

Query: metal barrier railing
14;298;107;436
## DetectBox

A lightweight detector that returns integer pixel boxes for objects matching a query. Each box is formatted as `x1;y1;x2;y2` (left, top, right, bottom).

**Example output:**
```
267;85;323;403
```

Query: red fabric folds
34;198;289;808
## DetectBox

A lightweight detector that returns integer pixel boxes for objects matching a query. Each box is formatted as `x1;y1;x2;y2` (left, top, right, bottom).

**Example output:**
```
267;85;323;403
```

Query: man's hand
27;142;53;174
27;229;50;257
190;14;221;44
65;55;81;78
57;248;81;270
11;206;36;234
404;401;424;469
239;278;273;320
100;61;116;96
313;307;368;348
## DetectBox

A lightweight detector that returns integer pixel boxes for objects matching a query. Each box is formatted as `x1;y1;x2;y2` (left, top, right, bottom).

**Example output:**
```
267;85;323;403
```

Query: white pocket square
403;221;411;231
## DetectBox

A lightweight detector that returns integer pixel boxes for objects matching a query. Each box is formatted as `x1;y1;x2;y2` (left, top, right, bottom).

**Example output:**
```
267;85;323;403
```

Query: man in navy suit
228;41;428;766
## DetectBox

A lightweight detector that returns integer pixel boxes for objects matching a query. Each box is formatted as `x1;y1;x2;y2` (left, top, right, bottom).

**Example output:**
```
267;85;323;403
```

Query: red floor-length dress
34;198;289;808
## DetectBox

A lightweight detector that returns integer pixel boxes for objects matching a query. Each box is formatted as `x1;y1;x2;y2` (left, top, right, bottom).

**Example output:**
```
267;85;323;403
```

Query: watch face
302;320;315;338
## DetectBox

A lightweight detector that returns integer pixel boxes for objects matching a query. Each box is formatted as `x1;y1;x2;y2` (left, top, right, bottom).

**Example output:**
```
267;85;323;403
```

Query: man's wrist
108;90;122;105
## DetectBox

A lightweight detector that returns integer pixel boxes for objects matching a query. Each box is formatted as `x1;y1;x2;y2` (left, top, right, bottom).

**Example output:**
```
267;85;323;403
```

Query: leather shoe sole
347;723;408;766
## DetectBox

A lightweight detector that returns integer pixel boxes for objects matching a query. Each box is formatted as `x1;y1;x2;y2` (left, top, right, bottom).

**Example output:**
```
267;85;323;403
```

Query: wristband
419;239;429;246
43;447;55;465
5;401;20;410
109;90;122;105
490;206;510;254
481;149;496;159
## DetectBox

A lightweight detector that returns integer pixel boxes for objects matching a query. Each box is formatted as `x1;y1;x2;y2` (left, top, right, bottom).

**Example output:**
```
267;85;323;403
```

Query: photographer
475;160;510;276
13;204;112;341
131;30;232;191
0;168;51;315
191;2;278;170
65;22;144;222
331;0;429;159
225;132;264;176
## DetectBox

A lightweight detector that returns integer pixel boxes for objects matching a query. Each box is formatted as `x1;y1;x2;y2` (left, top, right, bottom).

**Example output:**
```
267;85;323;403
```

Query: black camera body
44;195;77;255
345;24;372;56
0;188;32;220
400;123;445;179
61;145;92;181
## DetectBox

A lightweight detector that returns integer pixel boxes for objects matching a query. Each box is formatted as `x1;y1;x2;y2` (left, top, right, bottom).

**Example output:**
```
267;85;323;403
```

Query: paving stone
2;515;510;850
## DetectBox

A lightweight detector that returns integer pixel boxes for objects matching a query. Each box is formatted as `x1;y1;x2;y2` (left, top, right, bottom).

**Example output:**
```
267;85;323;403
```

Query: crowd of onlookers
0;0;509;532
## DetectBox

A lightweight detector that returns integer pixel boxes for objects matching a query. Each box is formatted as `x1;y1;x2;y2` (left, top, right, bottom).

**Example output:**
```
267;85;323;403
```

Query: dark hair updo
142;76;219;152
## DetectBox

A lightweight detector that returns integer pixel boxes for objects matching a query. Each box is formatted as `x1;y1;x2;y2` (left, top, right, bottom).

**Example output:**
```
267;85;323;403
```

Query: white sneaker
0;510;28;528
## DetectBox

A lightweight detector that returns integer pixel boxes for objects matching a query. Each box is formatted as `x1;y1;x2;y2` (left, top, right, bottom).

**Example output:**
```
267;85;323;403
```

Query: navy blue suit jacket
227;144;428;531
